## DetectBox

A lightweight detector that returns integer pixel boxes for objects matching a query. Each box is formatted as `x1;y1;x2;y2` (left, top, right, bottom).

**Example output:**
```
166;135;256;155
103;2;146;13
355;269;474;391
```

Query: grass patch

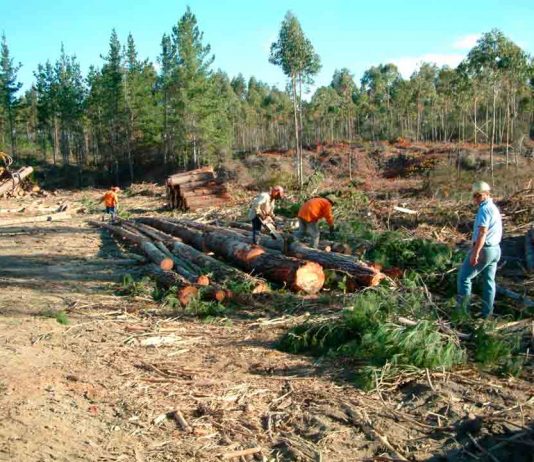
41;309;70;325
473;322;524;376
115;274;153;297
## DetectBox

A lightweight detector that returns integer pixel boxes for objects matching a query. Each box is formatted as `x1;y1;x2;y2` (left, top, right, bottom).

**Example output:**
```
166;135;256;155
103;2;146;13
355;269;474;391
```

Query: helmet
271;185;284;197
325;194;338;204
472;181;491;194
111;186;121;192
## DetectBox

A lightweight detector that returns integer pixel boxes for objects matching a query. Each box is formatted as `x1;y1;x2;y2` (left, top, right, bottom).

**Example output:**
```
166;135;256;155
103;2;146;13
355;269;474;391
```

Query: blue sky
1;0;533;94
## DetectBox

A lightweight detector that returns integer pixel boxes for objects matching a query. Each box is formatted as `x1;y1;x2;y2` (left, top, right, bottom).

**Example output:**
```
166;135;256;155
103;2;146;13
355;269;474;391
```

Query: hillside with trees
0;8;532;186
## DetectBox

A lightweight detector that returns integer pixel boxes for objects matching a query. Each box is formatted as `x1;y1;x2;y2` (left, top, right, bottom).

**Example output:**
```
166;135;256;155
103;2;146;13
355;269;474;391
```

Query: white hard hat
472;181;491;194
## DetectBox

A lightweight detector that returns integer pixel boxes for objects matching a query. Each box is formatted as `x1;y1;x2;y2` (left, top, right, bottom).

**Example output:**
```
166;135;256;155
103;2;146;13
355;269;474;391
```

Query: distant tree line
0;7;532;185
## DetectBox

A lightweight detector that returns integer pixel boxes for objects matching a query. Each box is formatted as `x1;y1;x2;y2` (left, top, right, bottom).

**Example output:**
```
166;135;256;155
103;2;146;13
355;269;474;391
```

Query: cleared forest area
0;141;532;462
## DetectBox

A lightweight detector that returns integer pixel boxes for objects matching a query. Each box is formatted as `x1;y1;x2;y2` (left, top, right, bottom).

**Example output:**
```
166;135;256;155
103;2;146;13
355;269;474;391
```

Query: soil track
0;191;532;462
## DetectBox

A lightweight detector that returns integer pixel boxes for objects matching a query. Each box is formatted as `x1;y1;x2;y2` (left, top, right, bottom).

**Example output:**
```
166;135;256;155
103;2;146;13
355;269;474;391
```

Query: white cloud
453;34;481;50
391;53;465;78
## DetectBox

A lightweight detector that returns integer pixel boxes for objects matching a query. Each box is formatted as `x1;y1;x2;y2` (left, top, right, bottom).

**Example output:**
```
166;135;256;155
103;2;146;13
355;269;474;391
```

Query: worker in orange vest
101;186;120;220
296;194;337;248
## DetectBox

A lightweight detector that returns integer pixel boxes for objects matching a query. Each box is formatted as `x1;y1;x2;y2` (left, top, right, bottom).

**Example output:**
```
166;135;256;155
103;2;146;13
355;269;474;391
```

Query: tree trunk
134;220;269;293
490;84;497;184
137;218;325;294
291;75;301;188
177;220;384;288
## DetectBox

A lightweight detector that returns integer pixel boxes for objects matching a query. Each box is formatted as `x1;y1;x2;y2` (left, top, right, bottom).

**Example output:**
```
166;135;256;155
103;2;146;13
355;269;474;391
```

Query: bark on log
167;166;213;182
174;178;222;191
167;171;215;186
92;221;226;304
137;217;325;294
136;219;270;293
0;211;71;227
224;221;351;254
184;196;230;209
0;166;34;196
180;186;228;197
525;229;534;273
177;221;384;287
496;285;534;308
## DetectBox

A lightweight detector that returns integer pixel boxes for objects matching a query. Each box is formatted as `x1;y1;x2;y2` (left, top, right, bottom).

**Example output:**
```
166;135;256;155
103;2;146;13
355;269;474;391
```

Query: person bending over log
101;186;120;221
296;194;337;249
247;185;284;245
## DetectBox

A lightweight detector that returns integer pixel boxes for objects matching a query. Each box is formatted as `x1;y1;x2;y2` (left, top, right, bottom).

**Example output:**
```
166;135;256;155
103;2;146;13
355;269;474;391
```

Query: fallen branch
0;211;71;227
220;446;262;460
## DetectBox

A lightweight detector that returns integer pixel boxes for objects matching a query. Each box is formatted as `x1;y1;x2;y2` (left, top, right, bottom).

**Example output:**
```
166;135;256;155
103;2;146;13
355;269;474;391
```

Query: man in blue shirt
457;181;503;318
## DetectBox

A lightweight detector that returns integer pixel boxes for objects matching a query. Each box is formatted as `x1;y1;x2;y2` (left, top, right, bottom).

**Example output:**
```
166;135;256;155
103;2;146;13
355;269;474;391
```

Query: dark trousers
251;216;262;245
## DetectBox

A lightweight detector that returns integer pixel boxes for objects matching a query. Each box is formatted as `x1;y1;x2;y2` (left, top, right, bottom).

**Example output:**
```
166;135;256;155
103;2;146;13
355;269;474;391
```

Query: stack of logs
166;167;230;211
0;166;35;197
92;217;385;307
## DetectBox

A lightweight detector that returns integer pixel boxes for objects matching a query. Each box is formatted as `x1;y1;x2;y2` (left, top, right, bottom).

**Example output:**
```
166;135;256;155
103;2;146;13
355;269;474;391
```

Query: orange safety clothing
298;197;334;226
102;191;118;208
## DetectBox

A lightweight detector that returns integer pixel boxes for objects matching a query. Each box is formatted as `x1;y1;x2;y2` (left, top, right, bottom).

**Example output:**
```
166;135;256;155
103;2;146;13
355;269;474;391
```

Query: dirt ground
0;188;532;462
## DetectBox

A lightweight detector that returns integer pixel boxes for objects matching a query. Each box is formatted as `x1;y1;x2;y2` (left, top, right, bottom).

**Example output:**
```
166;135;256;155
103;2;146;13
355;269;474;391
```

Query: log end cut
160;258;174;271
178;286;199;306
196;275;210;286
293;262;325;294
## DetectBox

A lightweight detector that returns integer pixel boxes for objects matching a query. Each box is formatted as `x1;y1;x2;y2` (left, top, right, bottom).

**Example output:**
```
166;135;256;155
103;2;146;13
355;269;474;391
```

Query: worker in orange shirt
101;186;120;220
296;194;337;248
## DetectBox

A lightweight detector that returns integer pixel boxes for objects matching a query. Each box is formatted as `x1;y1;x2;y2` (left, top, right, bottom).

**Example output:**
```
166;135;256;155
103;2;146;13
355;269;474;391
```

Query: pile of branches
91;217;385;307
166;166;230;211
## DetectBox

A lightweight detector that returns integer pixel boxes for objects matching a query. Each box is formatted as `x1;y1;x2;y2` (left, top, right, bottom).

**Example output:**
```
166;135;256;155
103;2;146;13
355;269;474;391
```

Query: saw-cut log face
294;262;325;294
236;246;265;261
196;275;210;286
160;258;174;271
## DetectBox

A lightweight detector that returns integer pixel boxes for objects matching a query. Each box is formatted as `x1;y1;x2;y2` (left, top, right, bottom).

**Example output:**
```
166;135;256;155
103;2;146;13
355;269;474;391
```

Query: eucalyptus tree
269;11;321;187
467;29;529;175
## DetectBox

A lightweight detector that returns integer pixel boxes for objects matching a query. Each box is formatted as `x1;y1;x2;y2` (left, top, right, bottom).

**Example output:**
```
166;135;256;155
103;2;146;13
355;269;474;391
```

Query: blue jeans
457;245;501;318
295;218;320;248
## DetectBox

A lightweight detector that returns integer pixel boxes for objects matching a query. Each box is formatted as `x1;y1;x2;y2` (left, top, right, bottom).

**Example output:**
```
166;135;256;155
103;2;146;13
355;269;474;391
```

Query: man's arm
470;226;487;266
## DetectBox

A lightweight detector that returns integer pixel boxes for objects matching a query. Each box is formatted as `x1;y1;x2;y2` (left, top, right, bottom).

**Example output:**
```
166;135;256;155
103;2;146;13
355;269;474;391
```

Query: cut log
145;264;199;306
136;219;270;293
0;166;34;196
92;222;226;305
224;221;351;254
175;178;222;191
496;285;534;308
177;221;384;287
90;221;171;267
180;186;228;197
183;196;230;209
0;211;71;227
525;229;534;273
167;171;215;187
137;218;325;294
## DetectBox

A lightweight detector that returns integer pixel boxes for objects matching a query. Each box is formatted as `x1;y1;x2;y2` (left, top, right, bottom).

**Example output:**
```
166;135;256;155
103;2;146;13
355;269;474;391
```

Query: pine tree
169;7;230;167
0;34;22;156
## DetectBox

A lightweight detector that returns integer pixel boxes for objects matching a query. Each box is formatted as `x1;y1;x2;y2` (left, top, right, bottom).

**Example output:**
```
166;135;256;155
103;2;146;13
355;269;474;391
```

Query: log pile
92;216;385;308
0;166;37;197
166;166;230;211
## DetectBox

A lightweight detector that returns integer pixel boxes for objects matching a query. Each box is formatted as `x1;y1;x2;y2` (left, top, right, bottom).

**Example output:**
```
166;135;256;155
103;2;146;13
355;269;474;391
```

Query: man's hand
469;251;479;266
